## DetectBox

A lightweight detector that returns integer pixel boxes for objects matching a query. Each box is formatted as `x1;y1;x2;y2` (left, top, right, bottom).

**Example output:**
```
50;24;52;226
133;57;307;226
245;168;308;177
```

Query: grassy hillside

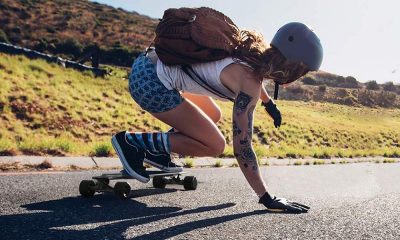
0;0;157;66
0;0;156;49
1;53;399;158
0;0;399;104
266;79;400;109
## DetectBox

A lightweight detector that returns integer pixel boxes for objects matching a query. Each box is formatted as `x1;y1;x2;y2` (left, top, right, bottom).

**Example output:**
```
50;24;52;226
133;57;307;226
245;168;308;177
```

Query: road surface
1;163;399;239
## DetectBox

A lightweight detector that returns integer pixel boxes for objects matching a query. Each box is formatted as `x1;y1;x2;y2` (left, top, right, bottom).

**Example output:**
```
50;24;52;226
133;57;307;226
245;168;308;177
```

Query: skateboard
79;170;197;199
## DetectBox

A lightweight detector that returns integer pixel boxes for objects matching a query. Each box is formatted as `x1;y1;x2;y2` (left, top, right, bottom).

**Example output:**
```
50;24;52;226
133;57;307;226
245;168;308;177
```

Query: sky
92;0;400;84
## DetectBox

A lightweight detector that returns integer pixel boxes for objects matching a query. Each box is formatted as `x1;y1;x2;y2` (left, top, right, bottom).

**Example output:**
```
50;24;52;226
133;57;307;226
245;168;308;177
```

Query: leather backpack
154;7;241;66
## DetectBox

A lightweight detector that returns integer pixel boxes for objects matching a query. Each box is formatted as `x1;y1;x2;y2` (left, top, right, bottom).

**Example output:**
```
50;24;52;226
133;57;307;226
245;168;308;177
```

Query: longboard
93;170;186;180
79;170;197;198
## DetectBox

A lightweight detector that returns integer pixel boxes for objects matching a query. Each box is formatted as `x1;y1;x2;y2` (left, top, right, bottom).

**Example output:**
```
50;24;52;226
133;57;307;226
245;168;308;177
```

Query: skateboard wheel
153;176;167;189
183;176;197;190
114;182;131;199
79;180;96;197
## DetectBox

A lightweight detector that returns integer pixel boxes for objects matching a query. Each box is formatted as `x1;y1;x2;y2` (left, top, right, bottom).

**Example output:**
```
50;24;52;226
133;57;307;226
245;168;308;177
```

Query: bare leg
181;93;221;123
151;98;225;157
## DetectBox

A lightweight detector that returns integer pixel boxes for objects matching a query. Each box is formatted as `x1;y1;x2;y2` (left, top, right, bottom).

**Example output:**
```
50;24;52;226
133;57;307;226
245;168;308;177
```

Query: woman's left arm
260;83;271;103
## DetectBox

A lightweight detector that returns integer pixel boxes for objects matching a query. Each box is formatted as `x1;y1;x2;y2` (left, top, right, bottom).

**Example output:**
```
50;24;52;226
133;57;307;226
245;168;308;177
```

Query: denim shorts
128;54;183;113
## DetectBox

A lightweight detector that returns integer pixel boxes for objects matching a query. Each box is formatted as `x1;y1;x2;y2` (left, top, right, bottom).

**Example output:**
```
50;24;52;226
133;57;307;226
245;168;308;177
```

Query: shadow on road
134;209;269;239
0;188;241;240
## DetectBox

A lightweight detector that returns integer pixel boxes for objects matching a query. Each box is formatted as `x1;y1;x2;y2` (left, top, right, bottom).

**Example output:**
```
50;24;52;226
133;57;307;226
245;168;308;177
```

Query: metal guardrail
0;42;108;77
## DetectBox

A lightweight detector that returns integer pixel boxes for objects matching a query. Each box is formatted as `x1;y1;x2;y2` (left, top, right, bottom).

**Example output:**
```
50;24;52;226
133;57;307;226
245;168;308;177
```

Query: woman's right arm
233;88;310;213
232;78;267;197
229;66;309;213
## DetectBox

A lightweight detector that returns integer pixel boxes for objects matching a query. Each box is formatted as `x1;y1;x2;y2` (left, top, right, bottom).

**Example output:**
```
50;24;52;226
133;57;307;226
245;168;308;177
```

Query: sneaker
144;152;184;173
111;131;150;183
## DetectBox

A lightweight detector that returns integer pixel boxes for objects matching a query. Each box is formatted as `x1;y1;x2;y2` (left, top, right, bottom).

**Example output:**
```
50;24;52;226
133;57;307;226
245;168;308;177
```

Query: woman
112;22;323;213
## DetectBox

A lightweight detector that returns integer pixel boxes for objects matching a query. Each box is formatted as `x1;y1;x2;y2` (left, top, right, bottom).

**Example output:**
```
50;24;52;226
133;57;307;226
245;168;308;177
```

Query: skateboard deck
79;170;197;198
93;170;186;181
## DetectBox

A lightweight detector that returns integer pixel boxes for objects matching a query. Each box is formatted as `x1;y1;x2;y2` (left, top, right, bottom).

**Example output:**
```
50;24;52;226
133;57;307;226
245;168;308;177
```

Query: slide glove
262;100;282;128
259;192;310;213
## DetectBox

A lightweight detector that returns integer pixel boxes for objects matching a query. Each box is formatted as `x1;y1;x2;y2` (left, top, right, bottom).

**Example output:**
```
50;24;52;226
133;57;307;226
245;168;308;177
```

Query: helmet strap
274;83;279;100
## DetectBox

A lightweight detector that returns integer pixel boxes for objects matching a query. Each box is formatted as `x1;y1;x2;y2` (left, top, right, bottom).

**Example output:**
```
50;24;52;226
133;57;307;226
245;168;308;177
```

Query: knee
211;108;222;123
208;136;226;156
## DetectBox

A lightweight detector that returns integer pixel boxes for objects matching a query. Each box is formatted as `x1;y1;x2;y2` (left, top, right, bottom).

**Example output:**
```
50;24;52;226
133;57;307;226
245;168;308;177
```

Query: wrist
261;99;275;108
258;192;274;203
262;98;272;104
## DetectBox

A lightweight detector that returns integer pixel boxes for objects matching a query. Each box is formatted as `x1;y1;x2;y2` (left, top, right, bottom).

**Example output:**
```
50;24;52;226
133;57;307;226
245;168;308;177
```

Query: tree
365;80;380;90
344;76;359;88
382;81;397;92
55;38;83;57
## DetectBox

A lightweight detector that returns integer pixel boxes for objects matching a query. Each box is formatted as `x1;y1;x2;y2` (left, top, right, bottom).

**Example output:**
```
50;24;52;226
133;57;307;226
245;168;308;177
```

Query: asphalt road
1;163;399;240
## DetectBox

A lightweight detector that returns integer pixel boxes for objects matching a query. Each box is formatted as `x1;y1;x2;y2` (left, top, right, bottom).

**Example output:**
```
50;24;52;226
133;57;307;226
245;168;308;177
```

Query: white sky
92;0;400;84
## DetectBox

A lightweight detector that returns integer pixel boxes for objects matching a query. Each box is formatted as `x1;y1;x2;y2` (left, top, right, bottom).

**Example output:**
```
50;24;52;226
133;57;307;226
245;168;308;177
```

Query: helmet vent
288;36;294;42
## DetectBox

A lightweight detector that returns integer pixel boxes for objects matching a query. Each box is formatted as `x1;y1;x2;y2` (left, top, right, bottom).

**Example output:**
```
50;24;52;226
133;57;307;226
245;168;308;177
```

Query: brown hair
232;30;309;84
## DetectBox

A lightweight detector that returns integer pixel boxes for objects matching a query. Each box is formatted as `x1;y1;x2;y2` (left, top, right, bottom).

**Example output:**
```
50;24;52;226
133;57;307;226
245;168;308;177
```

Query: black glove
259;192;310;213
261;100;281;128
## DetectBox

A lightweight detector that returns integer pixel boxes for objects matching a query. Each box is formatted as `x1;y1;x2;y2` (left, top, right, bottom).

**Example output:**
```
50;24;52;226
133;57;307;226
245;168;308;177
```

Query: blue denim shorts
128;54;183;113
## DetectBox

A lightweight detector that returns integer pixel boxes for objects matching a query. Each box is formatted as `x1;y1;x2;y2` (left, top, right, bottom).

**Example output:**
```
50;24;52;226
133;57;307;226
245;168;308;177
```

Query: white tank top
156;57;237;101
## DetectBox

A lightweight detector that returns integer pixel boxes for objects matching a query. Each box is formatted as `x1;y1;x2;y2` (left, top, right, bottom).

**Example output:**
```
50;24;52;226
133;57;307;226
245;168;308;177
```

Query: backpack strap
181;65;234;102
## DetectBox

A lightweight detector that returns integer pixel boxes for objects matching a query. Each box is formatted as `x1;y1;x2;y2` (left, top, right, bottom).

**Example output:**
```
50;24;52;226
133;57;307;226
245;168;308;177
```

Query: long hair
232;30;309;84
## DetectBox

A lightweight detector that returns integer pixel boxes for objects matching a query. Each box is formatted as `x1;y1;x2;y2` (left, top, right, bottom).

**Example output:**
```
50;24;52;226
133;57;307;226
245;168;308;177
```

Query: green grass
214;159;223;168
183;158;194;168
1;53;400;157
313;160;325;165
383;159;396;163
293;161;303;166
91;142;113;157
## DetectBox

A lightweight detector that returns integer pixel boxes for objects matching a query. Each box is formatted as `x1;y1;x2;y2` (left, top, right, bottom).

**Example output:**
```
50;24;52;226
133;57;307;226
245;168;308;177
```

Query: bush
318;85;327;92
382;82;397;92
344;76;359;88
214;160;223;167
357;90;376;107
33;38;49;52
336;88;350;98
334;76;345;87
92;143;112;157
100;45;141;67
343;96;358;106
0;29;9;43
376;91;397;108
36;160;53;169
302;77;318;85
288;85;305;94
366;80;380;90
183;158;194;168
55;38;83;57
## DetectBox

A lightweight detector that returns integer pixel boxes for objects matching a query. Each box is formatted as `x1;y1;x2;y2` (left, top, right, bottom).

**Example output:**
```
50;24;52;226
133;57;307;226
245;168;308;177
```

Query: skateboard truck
79;170;197;199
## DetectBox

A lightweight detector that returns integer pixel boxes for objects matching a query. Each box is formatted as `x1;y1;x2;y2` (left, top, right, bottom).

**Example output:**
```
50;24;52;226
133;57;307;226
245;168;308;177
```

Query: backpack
154;7;241;66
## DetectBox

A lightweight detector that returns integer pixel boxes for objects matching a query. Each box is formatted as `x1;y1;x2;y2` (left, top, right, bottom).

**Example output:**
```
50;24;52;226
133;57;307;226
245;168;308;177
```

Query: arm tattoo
234;91;252;115
233;120;242;137
233;91;258;171
247;105;255;137
234;141;258;171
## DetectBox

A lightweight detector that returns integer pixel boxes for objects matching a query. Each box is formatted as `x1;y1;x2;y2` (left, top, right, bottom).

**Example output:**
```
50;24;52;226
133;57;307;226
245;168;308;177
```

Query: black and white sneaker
111;131;150;183
144;152;184;173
